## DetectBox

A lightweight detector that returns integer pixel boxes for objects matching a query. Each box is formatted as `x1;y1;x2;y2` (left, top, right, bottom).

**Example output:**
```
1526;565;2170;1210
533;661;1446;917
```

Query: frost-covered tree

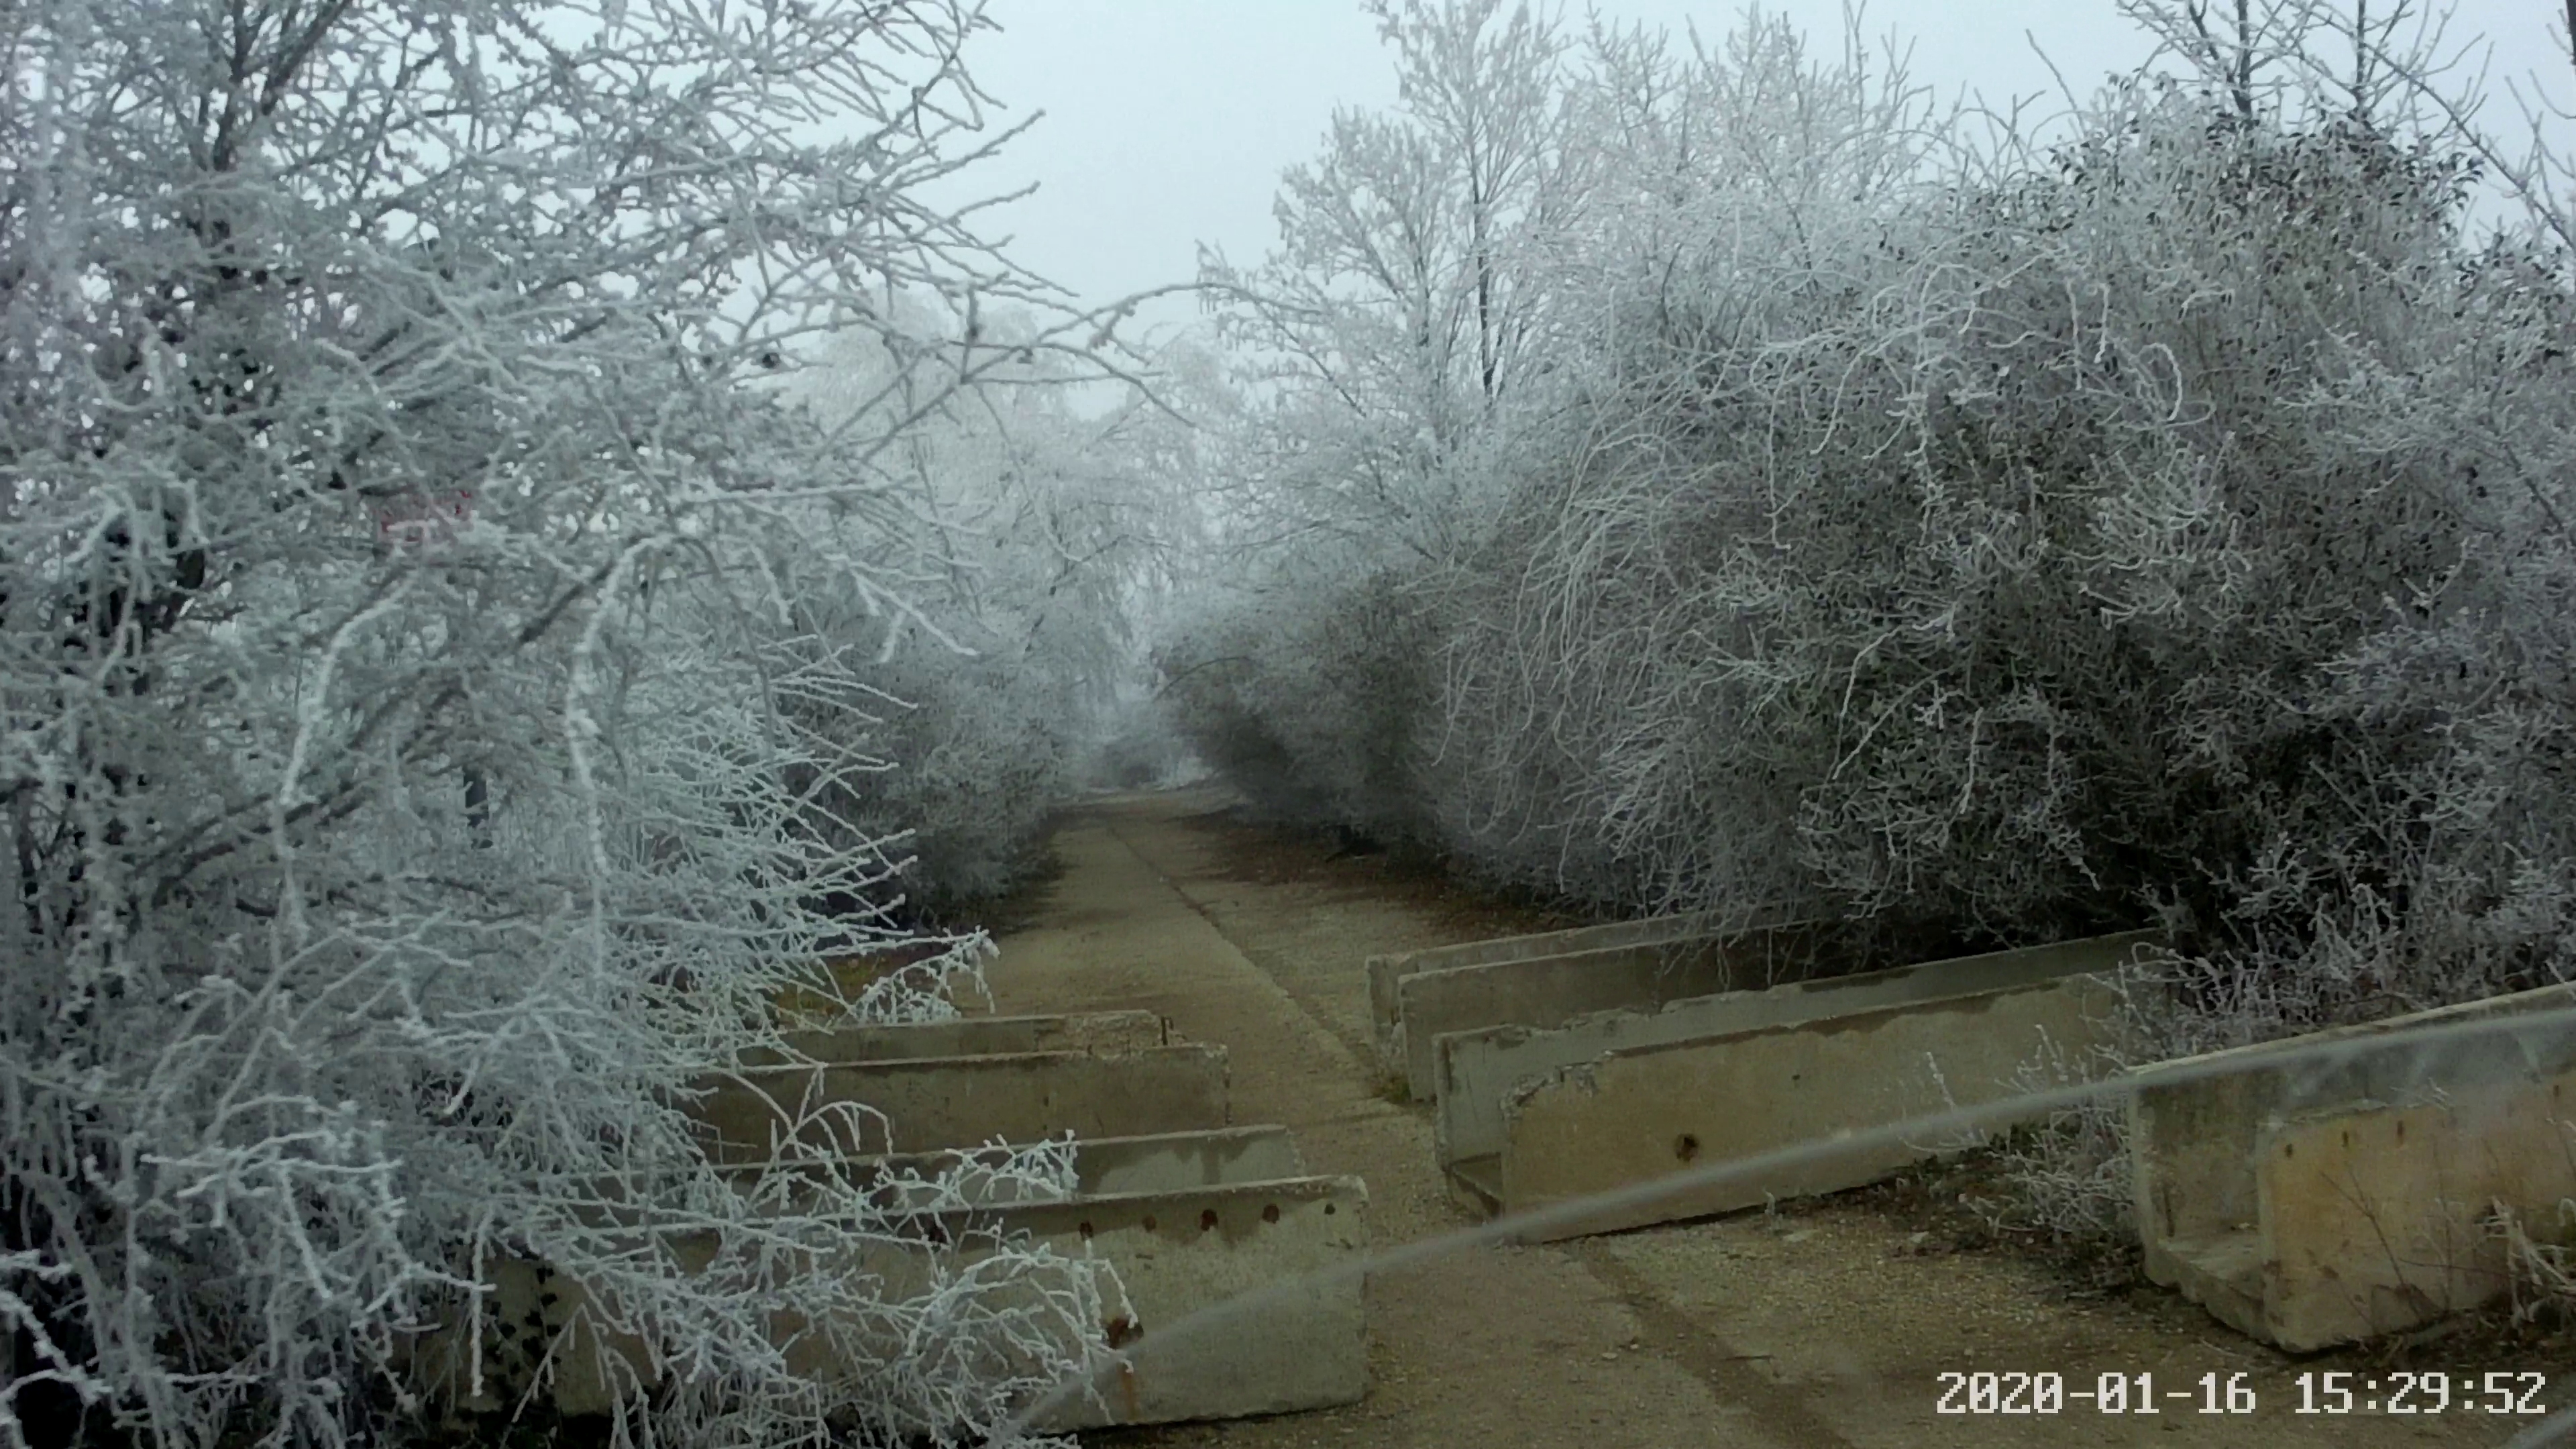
1422;8;1948;909
1165;0;1591;835
1199;0;1577;562
1165;5;1944;847
785;298;1167;908
1165;0;2576;1012
0;1;1132;1446
2116;0;2461;126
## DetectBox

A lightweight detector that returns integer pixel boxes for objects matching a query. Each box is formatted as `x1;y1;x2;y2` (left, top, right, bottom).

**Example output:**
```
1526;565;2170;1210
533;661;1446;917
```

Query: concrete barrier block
730;1126;1311;1212
1436;931;2163;1177
1493;974;2121;1241
740;1010;1167;1067
1365;913;1721;1065
1391;920;1835;1102
2128;983;2576;1350
410;1172;1370;1429
2253;1077;2576;1350
692;1044;1230;1163
1012;1175;1371;1428
2129;985;2576;1285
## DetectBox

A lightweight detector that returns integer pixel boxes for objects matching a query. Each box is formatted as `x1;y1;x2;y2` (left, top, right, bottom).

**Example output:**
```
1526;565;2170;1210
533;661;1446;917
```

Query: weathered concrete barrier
749;1124;1310;1211
1366;913;1719;1066
1389;919;1835;1101
2129;983;2576;1350
720;1125;1366;1426
739;1009;1167;1067
692;1044;1229;1163
413;1159;1369;1428
999;1174;1370;1428
1050;1124;1303;1195
1490;972;2123;1240
1436;931;2164;1185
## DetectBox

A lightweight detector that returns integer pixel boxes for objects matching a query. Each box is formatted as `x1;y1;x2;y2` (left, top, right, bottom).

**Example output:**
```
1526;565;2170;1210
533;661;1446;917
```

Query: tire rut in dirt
1575;1240;1861;1449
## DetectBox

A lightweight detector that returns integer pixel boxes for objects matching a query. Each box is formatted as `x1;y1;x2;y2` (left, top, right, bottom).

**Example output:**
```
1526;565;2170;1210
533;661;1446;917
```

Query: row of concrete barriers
1369;916;2576;1350
415;1006;1370;1428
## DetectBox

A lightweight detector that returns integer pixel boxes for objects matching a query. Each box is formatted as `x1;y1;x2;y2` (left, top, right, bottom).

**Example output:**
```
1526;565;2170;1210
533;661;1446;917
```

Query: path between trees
985;787;2511;1448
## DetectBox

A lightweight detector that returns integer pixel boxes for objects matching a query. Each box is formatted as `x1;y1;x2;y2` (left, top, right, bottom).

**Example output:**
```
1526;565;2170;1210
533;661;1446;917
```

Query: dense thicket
0;3;1139;1446
1163;0;2576;1042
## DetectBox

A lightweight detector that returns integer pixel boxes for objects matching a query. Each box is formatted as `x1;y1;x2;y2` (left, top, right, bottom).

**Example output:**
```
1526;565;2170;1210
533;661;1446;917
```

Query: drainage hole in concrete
1675;1133;1701;1163
1262;1203;1280;1224
1200;1208;1219;1232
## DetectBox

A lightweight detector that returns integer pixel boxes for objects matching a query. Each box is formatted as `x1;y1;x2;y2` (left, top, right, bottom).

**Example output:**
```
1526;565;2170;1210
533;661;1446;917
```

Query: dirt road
986;787;2540;1448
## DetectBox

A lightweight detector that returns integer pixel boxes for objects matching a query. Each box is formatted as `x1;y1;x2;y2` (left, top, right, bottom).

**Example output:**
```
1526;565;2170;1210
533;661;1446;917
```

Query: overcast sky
941;1;2571;345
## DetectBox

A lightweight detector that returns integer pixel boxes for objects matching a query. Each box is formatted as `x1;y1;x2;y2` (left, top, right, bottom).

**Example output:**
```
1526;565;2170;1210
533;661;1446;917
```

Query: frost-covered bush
0;2;1130;1446
1452;93;2482;944
1161;563;1443;840
822;641;1077;912
1173;0;2576;1017
777;311;1150;914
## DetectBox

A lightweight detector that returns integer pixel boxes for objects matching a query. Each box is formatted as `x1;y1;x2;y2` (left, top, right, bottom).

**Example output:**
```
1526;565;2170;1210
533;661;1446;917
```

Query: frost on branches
0;1;1126;1446
1165;0;2576;1033
784;303;1161;912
